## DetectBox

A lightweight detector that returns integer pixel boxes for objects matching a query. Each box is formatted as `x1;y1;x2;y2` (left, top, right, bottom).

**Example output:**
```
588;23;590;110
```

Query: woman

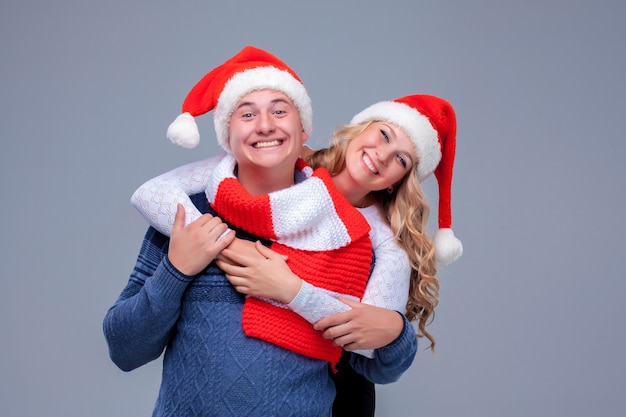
132;93;463;415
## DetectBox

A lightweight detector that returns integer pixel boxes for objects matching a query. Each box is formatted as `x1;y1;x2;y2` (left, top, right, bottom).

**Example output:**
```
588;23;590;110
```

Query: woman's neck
331;171;371;207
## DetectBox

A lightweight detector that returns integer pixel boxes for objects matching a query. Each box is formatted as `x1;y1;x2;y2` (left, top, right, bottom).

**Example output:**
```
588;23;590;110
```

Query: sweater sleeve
130;153;226;236
102;227;194;371
348;313;418;384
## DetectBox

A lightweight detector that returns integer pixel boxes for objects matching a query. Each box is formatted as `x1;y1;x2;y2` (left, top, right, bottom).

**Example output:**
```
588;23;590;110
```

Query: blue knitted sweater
103;194;417;416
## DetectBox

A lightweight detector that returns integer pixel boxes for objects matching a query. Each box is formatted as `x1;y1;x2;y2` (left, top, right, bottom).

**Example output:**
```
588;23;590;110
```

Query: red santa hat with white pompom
351;94;463;264
166;45;312;151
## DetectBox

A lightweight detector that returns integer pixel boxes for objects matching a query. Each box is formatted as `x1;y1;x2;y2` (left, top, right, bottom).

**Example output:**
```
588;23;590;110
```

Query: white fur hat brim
214;66;313;152
351;101;441;181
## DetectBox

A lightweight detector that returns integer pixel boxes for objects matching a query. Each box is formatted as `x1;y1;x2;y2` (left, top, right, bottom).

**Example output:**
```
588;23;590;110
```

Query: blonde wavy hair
306;121;440;351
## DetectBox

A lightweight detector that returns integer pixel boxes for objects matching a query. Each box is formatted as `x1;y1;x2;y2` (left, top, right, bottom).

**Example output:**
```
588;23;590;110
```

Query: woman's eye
397;155;407;168
381;130;390;142
242;112;253;118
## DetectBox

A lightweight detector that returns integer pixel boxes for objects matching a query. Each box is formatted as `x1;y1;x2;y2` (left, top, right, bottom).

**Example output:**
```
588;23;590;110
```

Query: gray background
1;1;625;416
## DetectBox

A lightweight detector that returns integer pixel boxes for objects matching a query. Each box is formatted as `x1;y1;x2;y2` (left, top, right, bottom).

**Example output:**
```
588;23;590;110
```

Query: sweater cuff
375;313;417;361
287;280;351;324
148;256;195;300
288;280;312;311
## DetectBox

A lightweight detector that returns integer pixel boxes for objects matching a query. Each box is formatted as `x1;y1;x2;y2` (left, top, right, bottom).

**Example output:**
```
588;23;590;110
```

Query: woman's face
342;121;416;193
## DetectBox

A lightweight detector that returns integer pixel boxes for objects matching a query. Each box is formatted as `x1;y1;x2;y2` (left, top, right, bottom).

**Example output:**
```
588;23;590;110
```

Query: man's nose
256;112;275;134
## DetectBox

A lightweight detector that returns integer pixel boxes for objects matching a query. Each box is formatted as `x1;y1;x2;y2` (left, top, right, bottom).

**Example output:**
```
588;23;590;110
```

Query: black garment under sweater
331;350;376;417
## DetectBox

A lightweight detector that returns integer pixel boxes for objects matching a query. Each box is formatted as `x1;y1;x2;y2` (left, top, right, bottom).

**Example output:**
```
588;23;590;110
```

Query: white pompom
166;112;200;148
434;228;463;265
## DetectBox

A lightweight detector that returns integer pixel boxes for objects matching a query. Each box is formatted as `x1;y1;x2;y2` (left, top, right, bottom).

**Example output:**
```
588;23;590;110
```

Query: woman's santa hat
351;94;463;264
167;46;312;151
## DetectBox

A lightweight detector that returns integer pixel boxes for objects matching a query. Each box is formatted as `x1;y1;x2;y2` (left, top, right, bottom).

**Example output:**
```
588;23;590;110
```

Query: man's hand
168;204;235;276
314;298;404;351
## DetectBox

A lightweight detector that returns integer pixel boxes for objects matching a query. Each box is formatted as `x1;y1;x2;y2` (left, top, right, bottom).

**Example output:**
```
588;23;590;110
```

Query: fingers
254;241;289;261
189;214;232;246
172;204;186;233
314;310;351;332
193;212;216;228
221;264;257;296
217;227;233;242
211;227;235;251
223;273;250;294
219;240;268;265
216;259;246;276
254;241;274;259
217;248;247;265
313;299;362;332
325;326;353;348
315;317;358;348
322;324;348;341
205;218;232;242
336;297;360;308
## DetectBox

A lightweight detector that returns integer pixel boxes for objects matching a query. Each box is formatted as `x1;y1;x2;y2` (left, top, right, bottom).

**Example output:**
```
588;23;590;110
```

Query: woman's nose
376;148;392;165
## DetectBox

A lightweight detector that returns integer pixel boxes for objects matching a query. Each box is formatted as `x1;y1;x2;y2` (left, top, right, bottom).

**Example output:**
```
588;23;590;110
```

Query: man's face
228;89;307;183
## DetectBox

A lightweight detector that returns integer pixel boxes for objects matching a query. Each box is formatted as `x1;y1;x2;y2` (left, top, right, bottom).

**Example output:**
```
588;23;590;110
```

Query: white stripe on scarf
205;154;353;251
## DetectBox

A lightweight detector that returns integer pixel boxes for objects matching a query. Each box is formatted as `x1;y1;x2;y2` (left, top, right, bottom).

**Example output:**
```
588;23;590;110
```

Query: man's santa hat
166;45;312;151
351;94;463;264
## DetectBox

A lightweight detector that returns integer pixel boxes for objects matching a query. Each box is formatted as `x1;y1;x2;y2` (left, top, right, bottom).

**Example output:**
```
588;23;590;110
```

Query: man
104;46;415;416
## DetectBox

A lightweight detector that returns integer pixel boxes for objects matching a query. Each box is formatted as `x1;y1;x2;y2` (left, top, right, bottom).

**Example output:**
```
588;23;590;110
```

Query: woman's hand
217;240;302;304
314;298;405;351
168;204;235;276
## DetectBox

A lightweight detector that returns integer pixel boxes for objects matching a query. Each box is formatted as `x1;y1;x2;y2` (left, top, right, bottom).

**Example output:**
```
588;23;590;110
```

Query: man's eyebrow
268;98;293;108
235;98;291;110
235;101;255;109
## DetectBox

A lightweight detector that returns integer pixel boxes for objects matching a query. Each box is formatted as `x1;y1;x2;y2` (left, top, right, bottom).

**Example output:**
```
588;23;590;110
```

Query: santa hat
351;94;463;264
166;46;312;151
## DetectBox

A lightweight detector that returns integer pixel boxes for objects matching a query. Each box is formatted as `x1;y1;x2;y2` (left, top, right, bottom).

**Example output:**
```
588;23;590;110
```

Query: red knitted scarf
208;156;373;367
